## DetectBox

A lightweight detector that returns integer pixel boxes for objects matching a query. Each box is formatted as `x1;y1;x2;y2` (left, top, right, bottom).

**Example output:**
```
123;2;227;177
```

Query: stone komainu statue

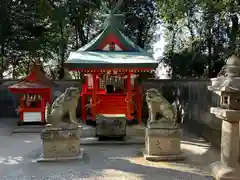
45;87;80;127
146;88;177;123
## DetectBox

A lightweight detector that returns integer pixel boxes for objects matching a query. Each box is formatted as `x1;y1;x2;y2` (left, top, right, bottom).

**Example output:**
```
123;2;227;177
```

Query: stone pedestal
239;123;240;162
37;124;83;162
96;114;126;138
143;121;185;161
210;107;240;180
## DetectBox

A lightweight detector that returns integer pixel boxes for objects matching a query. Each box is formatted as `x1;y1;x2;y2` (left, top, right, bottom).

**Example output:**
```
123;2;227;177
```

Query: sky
152;25;170;79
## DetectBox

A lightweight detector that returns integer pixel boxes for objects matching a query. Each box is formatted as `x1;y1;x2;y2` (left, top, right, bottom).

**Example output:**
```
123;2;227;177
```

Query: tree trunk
207;27;212;77
58;21;65;79
0;45;4;79
75;25;79;50
229;14;239;54
170;30;176;79
78;25;87;47
137;21;144;48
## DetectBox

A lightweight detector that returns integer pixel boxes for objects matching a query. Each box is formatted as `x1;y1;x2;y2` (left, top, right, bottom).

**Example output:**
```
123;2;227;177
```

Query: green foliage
0;0;158;79
156;0;240;78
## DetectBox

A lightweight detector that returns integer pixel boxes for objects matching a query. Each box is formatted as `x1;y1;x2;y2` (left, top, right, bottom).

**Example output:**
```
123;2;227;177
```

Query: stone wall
0;79;222;146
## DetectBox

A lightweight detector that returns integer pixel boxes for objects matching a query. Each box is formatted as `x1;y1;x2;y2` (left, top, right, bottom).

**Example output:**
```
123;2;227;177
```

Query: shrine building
64;12;158;124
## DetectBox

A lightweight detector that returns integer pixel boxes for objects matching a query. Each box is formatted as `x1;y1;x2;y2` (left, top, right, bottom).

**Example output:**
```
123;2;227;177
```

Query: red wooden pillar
126;71;132;120
41;93;45;121
137;85;142;124
81;75;88;122
20;95;24;121
81;95;86;122
92;73;97;120
96;74;99;91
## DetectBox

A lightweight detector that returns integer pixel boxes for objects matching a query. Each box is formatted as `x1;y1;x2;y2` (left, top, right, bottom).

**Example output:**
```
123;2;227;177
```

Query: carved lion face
64;87;80;100
146;88;162;100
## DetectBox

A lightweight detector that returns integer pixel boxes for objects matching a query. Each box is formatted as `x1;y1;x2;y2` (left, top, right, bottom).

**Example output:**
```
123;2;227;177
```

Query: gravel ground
0;125;217;180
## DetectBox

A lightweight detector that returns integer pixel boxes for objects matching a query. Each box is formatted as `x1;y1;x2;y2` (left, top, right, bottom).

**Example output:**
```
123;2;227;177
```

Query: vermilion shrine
65;11;158;125
8;60;55;124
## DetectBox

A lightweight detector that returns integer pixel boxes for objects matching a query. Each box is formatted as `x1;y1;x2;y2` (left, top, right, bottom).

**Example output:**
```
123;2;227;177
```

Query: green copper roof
77;25;146;52
65;51;158;69
103;13;124;29
65;11;158;70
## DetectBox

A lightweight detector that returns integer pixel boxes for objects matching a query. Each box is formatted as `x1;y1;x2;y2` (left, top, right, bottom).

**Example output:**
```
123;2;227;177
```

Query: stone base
96;114;127;138
40;125;81;159
211;161;240;180
36;148;84;162
147;120;178;129
142;149;185;161
145;124;184;161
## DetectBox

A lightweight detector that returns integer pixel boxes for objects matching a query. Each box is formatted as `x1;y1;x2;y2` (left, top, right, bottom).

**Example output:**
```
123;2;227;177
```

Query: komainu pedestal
37;124;83;162
143;122;185;161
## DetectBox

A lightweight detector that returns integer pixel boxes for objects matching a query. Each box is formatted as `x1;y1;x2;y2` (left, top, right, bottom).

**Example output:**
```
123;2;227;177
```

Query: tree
156;0;240;78
0;0;160;79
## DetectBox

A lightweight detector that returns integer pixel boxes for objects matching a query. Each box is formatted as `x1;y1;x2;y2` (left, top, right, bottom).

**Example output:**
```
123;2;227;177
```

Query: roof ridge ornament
217;55;240;78
101;0;123;14
101;0;125;28
30;58;41;71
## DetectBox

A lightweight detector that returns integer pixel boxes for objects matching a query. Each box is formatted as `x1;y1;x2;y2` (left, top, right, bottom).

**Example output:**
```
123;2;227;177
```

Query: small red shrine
65;13;158;124
8;59;55;124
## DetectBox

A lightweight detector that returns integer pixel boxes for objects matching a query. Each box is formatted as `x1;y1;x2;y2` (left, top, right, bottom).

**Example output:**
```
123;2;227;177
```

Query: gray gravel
0;130;214;180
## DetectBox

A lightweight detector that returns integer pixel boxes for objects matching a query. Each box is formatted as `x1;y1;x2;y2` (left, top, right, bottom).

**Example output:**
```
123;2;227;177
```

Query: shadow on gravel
11;144;216;180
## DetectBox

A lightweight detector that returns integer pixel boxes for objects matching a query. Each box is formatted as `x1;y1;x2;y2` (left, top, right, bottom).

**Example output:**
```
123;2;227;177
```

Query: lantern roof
208;77;240;93
8;59;55;93
208;55;240;93
226;55;240;66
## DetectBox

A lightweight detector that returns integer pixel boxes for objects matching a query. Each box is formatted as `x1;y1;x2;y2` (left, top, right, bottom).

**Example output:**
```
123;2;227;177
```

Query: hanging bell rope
84;100;102;109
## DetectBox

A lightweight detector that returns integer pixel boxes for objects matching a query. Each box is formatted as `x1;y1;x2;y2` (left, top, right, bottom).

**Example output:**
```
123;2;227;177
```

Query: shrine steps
9;121;151;144
80;136;144;145
97;95;130;115
12;125;44;134
11;122;145;138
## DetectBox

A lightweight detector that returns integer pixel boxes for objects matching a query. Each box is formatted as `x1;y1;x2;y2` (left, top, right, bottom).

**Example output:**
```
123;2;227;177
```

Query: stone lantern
208;55;240;180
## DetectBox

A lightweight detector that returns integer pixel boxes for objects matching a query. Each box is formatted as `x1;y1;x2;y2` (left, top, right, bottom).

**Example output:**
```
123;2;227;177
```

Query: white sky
152;25;170;79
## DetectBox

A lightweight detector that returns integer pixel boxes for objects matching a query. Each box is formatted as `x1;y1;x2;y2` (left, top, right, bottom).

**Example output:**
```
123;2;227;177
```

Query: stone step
12;125;44;133
12;124;96;137
11;123;146;137
80;125;96;137
80;136;144;145
127;125;145;137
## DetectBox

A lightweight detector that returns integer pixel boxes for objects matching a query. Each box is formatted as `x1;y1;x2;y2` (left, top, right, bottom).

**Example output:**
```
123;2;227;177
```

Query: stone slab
41;126;81;158
145;136;181;155
96;115;127;137
145;127;182;155
143;149;185;161
146;127;182;137
12;125;44;133
147;121;178;129
36;148;84;163
144;127;184;162
210;107;240;122
211;161;240;180
42;139;81;158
